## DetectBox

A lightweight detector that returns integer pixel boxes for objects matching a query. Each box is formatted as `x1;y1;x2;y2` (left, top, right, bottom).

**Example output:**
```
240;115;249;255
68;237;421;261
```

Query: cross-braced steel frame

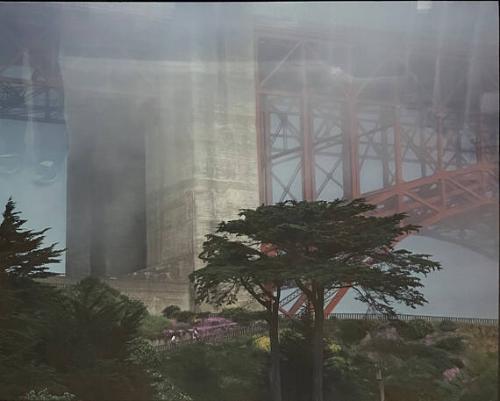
0;4;65;124
254;25;499;317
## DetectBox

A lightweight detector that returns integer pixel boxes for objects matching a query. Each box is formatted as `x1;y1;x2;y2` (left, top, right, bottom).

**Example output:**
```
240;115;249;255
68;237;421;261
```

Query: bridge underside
0;3;498;314
418;205;499;260
254;4;498;316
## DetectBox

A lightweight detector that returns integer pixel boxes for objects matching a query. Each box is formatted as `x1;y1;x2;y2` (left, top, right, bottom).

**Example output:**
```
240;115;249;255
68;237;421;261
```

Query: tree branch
257;282;277;302
295;279;313;298
242;281;270;310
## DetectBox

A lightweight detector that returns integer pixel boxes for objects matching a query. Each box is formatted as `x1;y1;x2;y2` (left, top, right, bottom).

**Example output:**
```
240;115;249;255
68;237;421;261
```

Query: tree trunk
269;288;282;401
312;283;325;401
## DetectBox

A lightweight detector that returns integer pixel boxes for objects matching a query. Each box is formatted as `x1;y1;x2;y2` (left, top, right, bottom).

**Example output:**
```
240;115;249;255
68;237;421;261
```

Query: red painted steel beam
287;293;308;316
255;29;498;318
323;287;350;317
279;171;497;317
365;163;496;203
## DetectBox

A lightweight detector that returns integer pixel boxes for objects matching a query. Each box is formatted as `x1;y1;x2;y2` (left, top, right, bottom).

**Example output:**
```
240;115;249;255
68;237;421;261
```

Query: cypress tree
0;197;63;279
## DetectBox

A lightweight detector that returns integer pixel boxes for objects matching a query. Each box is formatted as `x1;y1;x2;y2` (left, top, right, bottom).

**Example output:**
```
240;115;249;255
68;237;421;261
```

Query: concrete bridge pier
59;4;260;312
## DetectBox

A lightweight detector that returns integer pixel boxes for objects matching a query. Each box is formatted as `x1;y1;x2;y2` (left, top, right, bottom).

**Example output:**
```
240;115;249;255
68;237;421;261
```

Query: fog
1;2;498;316
333;236;499;318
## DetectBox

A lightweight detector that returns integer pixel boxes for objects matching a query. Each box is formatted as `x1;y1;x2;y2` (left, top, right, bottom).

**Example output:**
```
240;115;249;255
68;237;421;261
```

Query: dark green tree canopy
0;197;64;279
193;232;288;308
192;199;441;314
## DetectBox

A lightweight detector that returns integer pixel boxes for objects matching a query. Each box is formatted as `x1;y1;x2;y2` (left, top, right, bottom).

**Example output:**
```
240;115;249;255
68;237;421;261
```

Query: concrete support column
190;7;260;274
60;56;155;278
60;4;259;311
143;5;260;309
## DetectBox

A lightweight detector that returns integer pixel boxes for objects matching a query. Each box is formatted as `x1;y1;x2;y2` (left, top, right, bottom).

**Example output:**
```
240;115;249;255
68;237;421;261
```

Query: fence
155;324;268;352
328;313;498;327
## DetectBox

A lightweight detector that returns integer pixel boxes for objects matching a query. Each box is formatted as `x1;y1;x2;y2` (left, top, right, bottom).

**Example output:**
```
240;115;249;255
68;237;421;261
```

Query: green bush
139;314;172;340
158;340;268;401
450;357;465;369
395;319;434;340
195;311;211;319
335;319;376;345
162;305;181;318
218;307;267;325
439;319;458;332
405;344;457;371
367;337;406;356
56;278;154;401
435;336;465;352
383;356;462;401
459;351;498;401
172;311;196;324
366;337;458;373
128;339;193;401
24;389;77;401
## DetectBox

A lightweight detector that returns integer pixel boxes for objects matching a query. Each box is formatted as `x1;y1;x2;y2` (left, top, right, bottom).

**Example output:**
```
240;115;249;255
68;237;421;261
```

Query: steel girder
256;28;499;317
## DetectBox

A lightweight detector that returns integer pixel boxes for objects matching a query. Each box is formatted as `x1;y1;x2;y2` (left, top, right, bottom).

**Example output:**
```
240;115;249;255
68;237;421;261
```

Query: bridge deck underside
1;4;498;313
256;28;498;317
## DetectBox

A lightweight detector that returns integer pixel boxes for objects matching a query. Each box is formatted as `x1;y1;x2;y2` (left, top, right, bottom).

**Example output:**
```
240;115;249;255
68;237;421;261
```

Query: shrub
195;311;211;319
218;307;267;325
159;341;268;401
367;338;457;372
367;337;407;357
1;276;153;401
439;319;458;332
406;344;456;371
162;305;181;318
128;339;193;401
279;329;313;400
57;278;154;401
460;351;498;401
139;314;172;340
396;319;434;340
383;356;462;401
24;389;77;401
337;320;374;344
253;335;271;352
172;311;196;324
435;337;465;352
449;357;465;369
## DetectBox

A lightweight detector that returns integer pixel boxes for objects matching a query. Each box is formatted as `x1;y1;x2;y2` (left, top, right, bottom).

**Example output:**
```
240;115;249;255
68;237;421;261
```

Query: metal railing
153;312;496;352
328;313;498;326
155;324;268;352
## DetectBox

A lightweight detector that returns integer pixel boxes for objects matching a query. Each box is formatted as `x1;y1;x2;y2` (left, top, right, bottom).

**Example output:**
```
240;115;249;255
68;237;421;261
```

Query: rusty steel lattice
255;29;499;317
0;78;64;124
0;4;65;124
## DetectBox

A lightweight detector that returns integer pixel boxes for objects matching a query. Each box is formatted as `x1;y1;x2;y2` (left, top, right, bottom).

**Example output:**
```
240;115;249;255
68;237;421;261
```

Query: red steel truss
279;162;498;318
255;28;499;317
0;4;65;124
